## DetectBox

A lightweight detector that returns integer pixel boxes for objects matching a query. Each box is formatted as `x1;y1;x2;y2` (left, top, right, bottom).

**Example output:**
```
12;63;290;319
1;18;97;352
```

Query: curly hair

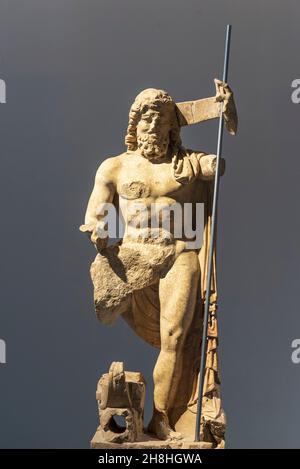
125;88;183;156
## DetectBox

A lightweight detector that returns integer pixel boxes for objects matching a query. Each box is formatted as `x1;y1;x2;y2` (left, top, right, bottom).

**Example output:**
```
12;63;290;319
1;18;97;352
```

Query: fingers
214;77;232;90
214;78;233;102
79;223;94;233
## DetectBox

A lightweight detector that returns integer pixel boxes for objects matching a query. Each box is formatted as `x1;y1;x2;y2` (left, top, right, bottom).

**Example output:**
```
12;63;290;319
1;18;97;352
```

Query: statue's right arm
79;158;117;251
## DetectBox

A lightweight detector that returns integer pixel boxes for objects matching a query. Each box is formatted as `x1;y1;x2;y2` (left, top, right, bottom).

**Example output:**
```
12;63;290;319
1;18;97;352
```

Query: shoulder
95;154;125;183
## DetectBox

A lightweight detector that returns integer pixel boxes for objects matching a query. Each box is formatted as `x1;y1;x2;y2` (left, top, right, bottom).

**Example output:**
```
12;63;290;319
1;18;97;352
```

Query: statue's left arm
176;79;238;135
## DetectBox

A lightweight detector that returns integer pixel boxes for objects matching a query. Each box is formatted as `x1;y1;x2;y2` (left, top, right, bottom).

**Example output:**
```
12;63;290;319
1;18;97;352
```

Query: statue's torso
116;152;201;201
114;153;204;243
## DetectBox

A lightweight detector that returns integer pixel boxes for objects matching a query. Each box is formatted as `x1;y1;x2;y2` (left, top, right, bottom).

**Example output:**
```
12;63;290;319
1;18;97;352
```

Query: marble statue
81;79;237;448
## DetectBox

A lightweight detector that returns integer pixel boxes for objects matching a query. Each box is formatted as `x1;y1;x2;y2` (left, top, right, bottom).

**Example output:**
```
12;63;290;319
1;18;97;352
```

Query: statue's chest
117;164;180;199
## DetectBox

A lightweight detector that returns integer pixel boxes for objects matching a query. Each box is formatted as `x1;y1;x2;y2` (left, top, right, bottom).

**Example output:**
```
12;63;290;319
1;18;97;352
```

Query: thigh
159;250;200;343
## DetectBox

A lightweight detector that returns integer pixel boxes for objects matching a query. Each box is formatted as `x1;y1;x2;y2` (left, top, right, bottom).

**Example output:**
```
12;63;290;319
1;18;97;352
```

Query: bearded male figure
81;82;237;446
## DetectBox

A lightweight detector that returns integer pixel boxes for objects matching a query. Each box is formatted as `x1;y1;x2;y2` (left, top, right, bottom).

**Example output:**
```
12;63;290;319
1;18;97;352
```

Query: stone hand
214;78;233;114
79;223;108;253
214;78;237;135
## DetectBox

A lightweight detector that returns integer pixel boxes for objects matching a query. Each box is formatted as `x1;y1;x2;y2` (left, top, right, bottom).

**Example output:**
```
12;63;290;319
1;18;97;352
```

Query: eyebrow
142;113;159;119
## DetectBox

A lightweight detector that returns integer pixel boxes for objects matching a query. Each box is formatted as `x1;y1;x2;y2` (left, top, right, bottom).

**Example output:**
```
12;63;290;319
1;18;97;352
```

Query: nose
149;116;159;132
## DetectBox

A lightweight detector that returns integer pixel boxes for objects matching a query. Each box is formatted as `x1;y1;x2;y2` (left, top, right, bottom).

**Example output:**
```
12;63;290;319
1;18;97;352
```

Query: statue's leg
148;250;200;440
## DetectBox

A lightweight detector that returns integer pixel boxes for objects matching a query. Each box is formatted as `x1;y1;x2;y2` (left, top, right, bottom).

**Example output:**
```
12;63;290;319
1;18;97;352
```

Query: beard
137;133;169;161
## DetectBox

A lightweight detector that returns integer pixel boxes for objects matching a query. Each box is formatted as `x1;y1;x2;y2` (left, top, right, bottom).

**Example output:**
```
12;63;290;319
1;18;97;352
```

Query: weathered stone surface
176;78;238;134
81;83;237;447
95;362;145;444
90;239;182;325
91;429;213;449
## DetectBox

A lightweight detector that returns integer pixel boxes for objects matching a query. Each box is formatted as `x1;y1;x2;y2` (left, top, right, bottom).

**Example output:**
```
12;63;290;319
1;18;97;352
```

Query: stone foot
147;410;183;441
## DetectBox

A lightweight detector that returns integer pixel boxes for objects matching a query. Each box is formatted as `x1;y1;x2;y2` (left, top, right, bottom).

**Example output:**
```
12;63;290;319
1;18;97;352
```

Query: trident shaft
194;24;232;442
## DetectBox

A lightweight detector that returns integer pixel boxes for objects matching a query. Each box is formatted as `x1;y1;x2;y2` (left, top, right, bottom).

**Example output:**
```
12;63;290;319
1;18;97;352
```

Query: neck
128;148;172;163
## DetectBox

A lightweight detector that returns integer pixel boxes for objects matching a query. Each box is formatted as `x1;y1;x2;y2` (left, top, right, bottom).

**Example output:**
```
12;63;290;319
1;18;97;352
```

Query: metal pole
194;24;232;442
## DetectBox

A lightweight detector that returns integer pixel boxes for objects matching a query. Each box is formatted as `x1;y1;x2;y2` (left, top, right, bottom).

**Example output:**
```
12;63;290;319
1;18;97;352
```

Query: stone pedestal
91;362;214;449
91;430;213;449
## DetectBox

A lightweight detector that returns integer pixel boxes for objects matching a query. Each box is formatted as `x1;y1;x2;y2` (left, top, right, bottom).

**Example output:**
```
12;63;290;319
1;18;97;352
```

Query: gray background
0;0;299;448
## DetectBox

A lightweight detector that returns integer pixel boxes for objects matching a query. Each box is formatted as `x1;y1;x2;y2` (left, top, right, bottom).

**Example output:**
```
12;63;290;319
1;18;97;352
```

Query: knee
161;326;185;352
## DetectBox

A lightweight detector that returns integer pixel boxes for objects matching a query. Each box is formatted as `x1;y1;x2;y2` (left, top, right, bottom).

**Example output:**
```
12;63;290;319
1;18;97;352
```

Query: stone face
81;84;237;448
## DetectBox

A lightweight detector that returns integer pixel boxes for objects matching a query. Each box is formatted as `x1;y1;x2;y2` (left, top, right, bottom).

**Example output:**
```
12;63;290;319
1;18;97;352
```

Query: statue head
125;88;182;161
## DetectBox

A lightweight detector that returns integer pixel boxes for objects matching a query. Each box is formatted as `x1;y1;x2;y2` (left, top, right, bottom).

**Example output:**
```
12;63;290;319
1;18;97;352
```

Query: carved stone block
93;362;145;444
